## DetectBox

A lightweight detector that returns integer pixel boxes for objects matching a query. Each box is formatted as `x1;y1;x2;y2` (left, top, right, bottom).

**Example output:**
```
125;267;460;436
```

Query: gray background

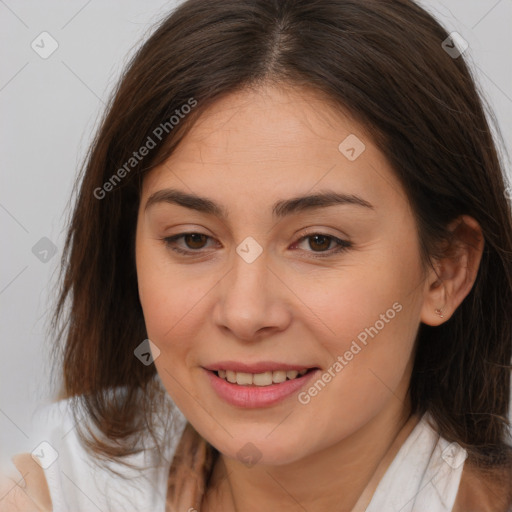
1;0;511;474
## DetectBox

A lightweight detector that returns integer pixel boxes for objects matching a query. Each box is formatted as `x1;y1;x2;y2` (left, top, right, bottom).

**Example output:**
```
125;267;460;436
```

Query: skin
135;84;484;511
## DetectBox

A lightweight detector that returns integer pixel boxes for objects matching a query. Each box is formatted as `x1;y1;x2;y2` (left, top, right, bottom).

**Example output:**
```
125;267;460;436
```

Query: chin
207;429;311;467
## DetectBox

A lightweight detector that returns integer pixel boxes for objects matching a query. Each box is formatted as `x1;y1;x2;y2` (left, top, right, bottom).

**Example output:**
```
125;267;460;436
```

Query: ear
420;215;484;326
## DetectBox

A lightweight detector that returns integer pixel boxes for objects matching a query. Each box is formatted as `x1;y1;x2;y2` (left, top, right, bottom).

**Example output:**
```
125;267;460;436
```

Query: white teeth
272;370;287;383
236;372;253;385
253;371;273;386
216;368;310;386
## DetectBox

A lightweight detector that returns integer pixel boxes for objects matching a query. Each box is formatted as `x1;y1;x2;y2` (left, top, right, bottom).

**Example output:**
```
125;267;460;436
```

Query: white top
366;414;467;511
28;397;187;512
20;398;466;511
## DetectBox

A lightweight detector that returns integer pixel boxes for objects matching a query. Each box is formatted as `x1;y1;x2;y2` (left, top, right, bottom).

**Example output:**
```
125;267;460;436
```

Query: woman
2;0;511;510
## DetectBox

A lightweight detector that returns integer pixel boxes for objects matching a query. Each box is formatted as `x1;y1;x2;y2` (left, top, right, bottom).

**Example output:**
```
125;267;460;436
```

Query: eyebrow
144;188;374;219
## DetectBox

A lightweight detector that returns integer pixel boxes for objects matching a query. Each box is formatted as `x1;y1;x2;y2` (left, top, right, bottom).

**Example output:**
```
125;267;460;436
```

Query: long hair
50;0;512;489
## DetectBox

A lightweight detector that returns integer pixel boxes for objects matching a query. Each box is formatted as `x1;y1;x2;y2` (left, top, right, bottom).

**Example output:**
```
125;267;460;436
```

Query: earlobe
420;270;447;327
420;215;484;327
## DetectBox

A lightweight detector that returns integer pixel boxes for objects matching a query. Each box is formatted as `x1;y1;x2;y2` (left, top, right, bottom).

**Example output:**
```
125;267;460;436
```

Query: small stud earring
434;307;444;318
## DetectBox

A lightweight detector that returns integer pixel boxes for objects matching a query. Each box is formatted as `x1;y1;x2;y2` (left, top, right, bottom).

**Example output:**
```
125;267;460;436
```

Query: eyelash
161;232;352;259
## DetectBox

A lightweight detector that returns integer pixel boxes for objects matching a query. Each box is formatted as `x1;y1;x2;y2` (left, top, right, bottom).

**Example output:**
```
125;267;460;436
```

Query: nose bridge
225;247;269;309
228;233;270;293
213;244;289;339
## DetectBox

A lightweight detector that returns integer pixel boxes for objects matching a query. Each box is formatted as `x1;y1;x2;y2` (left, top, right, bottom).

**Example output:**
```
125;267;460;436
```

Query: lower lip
204;368;320;408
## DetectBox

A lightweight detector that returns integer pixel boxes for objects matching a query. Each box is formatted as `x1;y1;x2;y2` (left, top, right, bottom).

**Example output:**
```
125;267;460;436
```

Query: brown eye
293;233;352;258
183;233;208;249
307;234;332;252
162;232;215;255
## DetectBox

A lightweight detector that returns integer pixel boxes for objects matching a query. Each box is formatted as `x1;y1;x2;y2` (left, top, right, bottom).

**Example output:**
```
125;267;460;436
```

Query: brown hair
50;0;512;495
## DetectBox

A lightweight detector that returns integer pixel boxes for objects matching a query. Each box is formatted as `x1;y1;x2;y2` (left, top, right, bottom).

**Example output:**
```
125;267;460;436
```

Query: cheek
303;252;421;351
301;247;423;402
137;240;206;341
136;245;205;411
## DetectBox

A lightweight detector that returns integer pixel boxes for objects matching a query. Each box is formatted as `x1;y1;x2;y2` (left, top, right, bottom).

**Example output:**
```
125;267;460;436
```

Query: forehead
141;84;408;213
164;85;359;164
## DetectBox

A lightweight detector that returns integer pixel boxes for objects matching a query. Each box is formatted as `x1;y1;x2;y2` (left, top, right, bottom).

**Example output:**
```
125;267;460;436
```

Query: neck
203;398;420;512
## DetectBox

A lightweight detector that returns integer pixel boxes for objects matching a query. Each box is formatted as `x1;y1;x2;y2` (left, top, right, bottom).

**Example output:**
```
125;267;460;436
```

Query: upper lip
203;361;318;373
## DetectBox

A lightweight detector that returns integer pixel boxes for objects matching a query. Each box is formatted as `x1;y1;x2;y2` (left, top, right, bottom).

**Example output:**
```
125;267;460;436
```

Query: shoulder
4;391;187;512
453;459;512;512
0;453;52;512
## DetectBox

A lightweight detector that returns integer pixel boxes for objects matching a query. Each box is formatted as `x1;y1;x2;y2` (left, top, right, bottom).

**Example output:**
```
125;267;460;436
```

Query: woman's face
135;84;431;465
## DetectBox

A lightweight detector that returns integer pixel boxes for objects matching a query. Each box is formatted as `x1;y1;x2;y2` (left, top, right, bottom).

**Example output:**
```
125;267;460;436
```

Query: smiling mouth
212;368;317;386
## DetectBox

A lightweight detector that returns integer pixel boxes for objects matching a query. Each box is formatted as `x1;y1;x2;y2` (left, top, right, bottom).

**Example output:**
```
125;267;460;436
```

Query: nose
213;250;292;342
